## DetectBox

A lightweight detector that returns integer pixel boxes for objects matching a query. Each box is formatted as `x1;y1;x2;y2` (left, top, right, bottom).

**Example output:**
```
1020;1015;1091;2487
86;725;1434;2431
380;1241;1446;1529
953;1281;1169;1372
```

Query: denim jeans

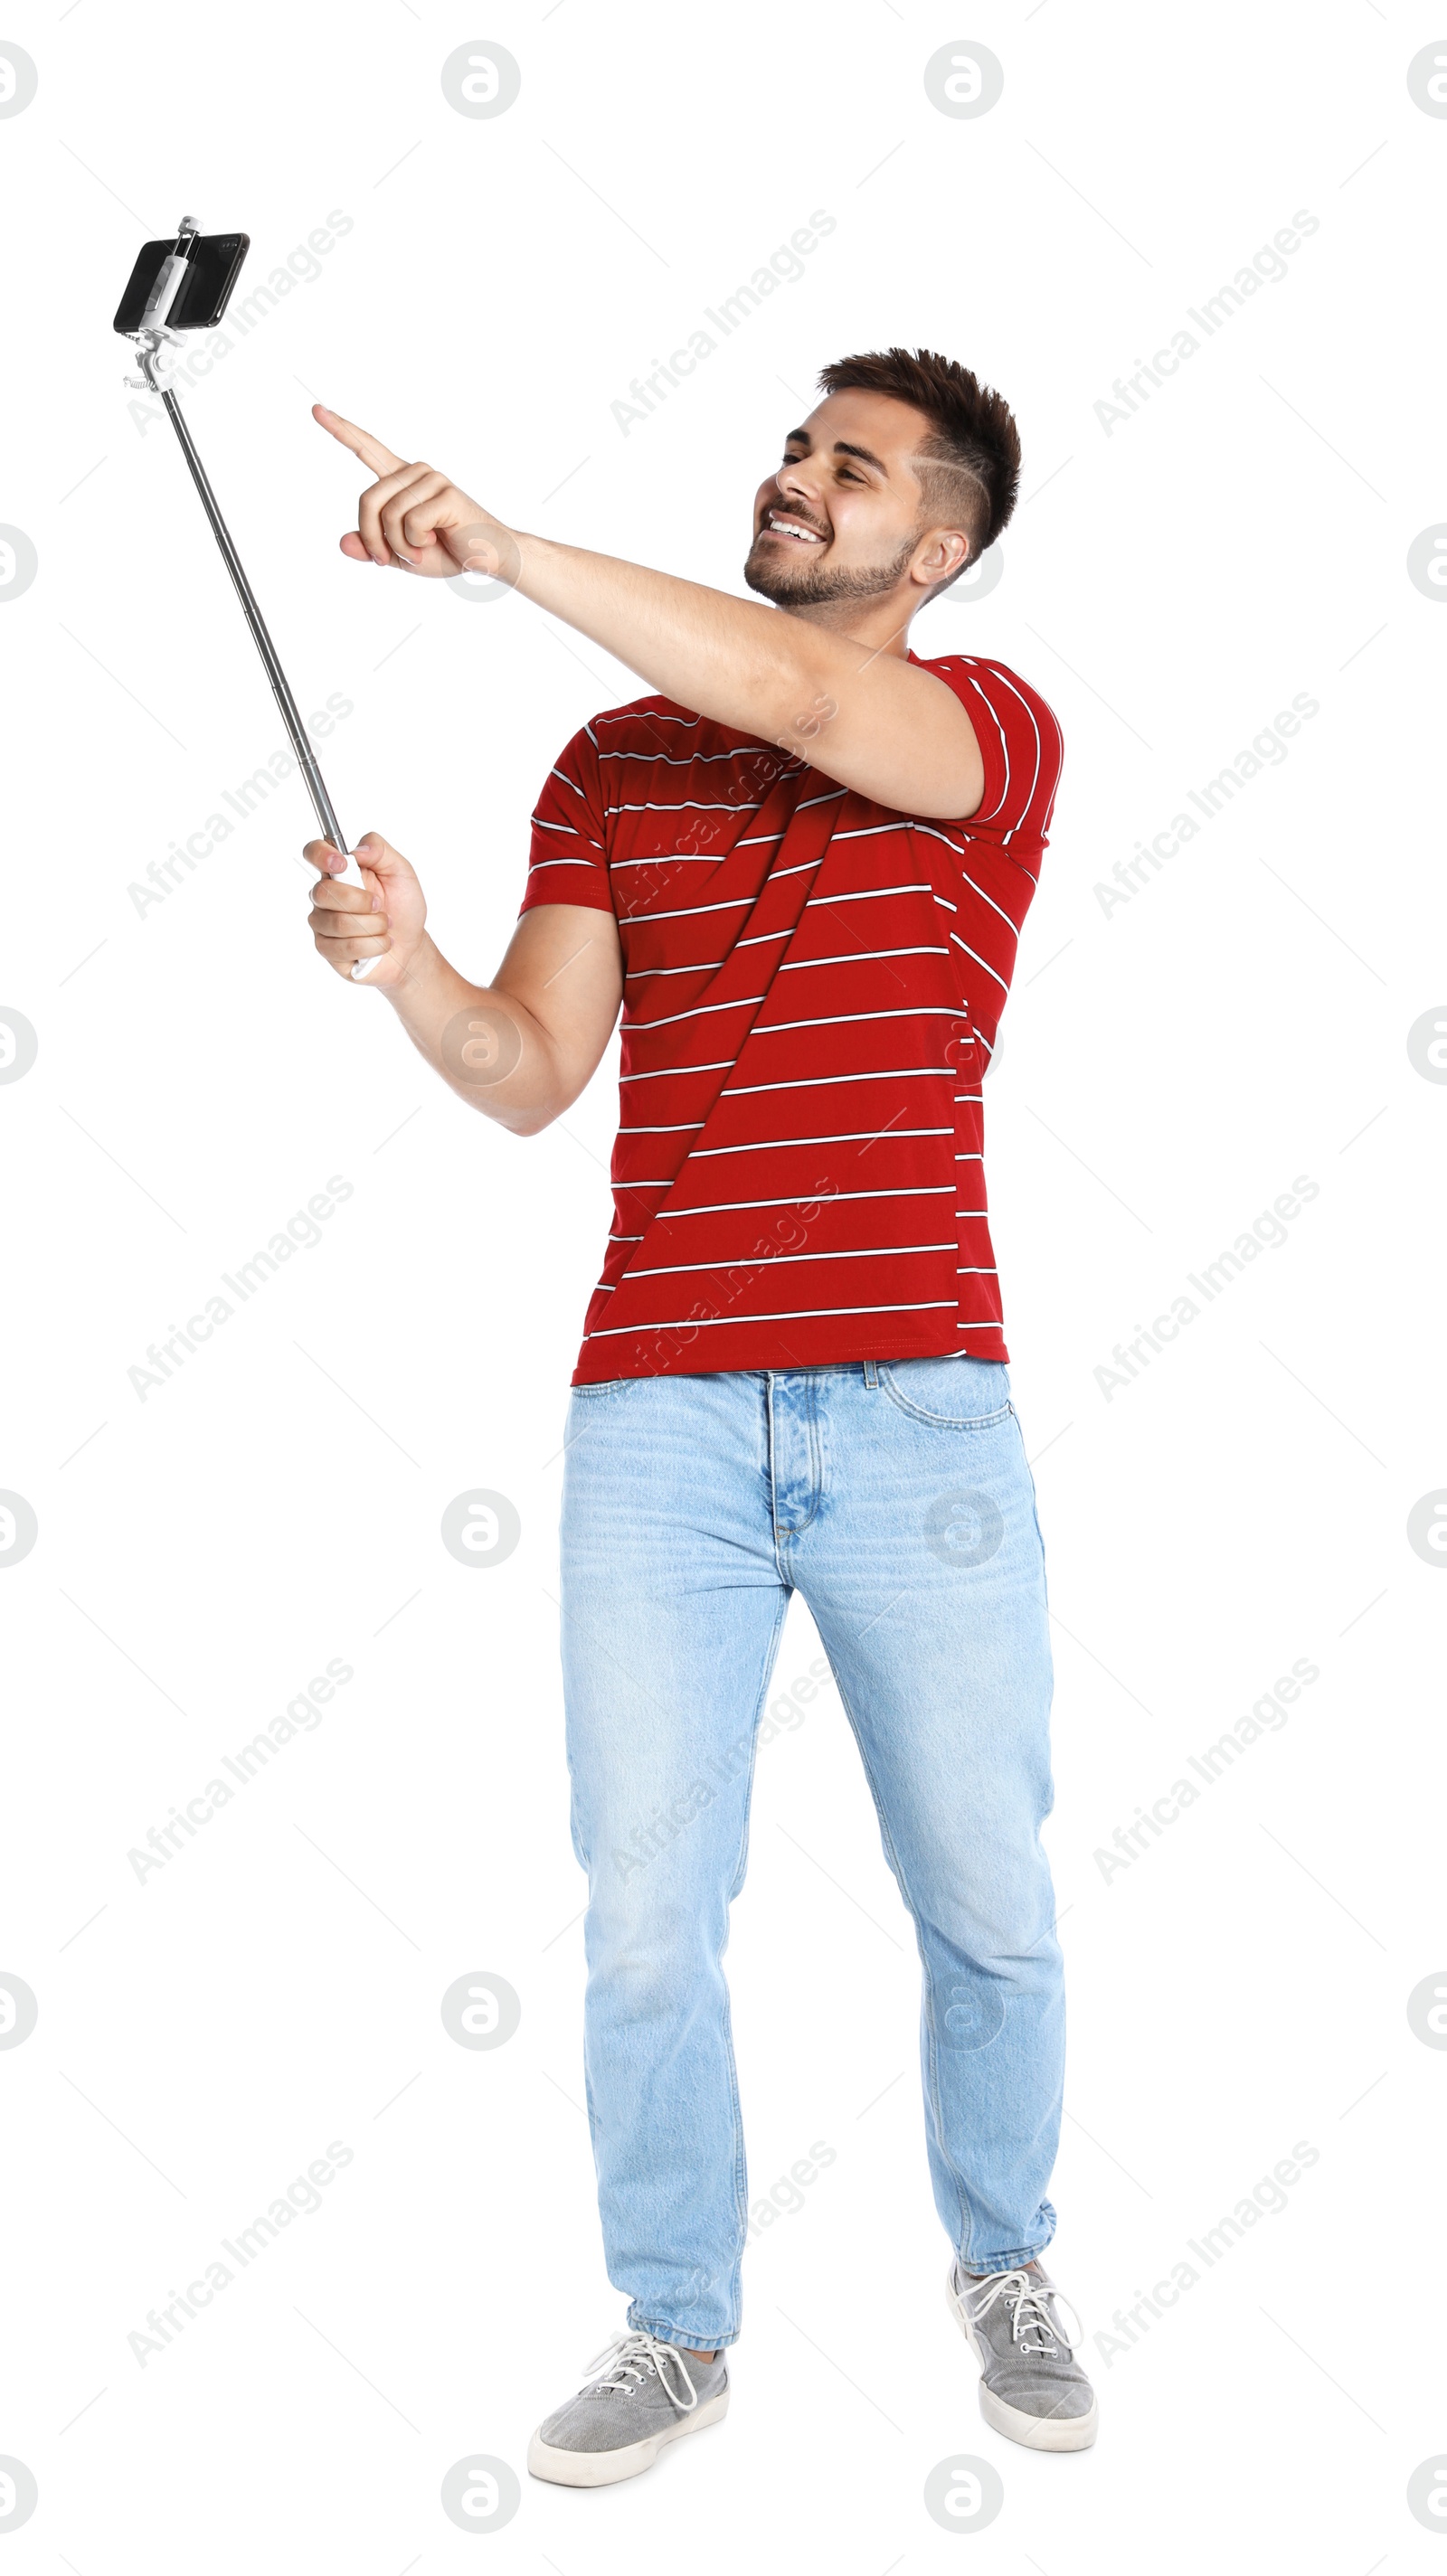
558;1355;1063;2349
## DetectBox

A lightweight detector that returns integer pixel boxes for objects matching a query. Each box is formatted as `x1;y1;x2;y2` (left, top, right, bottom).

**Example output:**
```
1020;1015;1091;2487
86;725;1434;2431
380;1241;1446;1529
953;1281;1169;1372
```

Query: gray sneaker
527;2330;730;2487
947;2260;1098;2451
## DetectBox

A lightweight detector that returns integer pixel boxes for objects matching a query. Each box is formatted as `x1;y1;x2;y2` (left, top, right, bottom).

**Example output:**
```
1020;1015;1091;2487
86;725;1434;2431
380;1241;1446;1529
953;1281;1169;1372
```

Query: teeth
769;515;822;542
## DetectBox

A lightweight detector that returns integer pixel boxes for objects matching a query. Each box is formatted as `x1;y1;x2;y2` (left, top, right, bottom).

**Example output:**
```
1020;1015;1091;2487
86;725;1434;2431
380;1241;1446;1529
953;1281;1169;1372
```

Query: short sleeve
926;656;1064;850
520;723;615;917
911;656;1064;1062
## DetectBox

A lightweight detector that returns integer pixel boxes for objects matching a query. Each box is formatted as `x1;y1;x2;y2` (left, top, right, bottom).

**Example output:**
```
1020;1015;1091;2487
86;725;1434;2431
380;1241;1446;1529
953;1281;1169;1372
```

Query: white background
2;1;1444;2565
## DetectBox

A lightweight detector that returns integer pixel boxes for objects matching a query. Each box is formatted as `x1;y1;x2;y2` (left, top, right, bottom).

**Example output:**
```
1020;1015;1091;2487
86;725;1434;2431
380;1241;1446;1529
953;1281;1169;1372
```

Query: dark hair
816;346;1021;578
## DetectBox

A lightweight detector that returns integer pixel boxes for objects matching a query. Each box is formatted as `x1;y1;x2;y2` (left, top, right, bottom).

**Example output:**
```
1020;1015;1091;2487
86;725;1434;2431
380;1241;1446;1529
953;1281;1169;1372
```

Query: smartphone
112;231;250;335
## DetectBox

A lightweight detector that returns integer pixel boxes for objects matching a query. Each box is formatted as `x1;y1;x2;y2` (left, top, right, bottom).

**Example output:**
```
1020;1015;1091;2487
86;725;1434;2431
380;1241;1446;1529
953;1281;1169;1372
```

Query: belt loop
863;1360;879;1389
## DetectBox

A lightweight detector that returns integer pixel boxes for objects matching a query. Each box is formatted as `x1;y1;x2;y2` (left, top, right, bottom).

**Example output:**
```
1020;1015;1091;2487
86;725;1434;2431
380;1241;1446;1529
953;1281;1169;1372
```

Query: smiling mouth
761;509;827;545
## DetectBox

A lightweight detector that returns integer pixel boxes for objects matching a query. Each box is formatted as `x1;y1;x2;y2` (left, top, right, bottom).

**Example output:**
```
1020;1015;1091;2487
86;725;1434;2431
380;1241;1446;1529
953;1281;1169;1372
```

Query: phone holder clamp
122;329;181;394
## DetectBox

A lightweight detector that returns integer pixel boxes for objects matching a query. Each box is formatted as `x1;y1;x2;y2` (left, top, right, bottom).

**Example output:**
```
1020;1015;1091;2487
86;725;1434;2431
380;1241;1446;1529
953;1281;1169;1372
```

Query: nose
773;455;820;513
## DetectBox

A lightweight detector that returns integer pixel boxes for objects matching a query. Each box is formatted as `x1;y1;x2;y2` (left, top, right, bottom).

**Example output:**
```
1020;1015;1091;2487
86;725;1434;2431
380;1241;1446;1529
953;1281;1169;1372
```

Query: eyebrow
782;430;890;477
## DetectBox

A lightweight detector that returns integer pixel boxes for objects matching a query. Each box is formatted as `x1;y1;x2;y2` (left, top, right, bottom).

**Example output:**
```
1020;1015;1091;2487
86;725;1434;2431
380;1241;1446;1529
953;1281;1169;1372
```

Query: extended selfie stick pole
122;215;380;979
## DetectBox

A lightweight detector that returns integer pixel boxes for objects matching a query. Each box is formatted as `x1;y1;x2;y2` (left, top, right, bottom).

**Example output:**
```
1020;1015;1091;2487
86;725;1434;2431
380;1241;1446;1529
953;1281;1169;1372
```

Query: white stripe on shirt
586;1298;960;1338
657;1186;955;1217
686;1128;952;1156
621;1241;957;1279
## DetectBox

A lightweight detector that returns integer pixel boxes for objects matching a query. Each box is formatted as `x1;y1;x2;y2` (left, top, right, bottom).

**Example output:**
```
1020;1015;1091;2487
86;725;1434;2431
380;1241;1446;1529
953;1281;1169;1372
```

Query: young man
306;348;1095;2477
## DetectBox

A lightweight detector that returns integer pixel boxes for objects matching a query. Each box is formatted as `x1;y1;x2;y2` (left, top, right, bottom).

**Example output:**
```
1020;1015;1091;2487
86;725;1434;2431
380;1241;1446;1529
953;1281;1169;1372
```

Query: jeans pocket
878;1354;1013;1428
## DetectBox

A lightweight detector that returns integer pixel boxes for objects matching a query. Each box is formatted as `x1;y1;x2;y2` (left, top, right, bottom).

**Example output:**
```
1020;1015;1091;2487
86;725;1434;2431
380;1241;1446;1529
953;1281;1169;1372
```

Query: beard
742;526;919;607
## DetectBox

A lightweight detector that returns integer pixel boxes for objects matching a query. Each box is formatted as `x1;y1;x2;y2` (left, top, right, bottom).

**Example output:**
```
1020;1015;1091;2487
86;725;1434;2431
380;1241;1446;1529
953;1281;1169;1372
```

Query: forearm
509;530;845;751
384;932;570;1136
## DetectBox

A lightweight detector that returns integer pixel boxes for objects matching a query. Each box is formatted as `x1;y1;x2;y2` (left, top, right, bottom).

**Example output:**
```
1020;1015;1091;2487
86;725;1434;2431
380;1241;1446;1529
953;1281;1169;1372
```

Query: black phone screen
113;232;250;335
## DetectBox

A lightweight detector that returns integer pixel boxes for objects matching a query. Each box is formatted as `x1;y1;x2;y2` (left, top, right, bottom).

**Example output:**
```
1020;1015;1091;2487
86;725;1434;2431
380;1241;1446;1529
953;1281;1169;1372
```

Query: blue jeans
558;1355;1063;2349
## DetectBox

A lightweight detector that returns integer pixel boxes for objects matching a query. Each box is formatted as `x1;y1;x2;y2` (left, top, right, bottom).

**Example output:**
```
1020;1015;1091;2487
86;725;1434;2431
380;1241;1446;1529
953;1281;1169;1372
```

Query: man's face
743;389;971;609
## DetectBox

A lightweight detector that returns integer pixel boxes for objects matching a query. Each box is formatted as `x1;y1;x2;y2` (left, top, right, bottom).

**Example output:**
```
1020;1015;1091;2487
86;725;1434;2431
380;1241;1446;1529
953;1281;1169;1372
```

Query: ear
912;526;971;589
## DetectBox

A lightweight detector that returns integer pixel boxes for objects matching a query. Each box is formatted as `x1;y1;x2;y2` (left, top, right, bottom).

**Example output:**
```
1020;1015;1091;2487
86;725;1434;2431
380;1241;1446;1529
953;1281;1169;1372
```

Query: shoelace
965;2268;1083;2357
582;2330;700;2413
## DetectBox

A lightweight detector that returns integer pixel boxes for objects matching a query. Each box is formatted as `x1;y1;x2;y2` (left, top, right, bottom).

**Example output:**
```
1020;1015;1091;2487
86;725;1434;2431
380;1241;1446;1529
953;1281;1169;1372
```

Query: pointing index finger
312;403;408;477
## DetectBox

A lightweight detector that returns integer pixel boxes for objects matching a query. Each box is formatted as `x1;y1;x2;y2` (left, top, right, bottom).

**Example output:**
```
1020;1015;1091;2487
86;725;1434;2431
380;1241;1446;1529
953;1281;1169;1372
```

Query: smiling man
306;347;1093;2477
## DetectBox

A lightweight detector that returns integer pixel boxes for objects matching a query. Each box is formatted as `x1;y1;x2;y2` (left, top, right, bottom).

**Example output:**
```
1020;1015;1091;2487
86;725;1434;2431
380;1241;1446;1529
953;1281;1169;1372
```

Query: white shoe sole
945;2268;1098;2452
527;2386;730;2487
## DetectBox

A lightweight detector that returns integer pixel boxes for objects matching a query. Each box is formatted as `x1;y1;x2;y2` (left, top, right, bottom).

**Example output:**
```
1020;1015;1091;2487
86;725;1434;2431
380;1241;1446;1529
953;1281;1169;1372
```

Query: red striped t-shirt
522;651;1063;1384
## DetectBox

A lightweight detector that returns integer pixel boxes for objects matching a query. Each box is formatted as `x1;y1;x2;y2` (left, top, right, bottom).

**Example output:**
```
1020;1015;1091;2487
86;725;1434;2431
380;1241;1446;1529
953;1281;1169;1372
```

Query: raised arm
312;409;985;822
307;832;622;1137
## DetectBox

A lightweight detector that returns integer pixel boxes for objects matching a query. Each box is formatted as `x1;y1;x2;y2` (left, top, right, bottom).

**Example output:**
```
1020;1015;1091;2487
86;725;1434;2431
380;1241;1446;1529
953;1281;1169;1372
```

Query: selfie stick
120;215;381;979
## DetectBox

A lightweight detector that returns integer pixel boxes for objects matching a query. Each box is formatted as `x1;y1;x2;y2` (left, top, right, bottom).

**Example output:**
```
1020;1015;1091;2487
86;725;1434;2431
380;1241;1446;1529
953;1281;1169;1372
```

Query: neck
778;590;918;660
